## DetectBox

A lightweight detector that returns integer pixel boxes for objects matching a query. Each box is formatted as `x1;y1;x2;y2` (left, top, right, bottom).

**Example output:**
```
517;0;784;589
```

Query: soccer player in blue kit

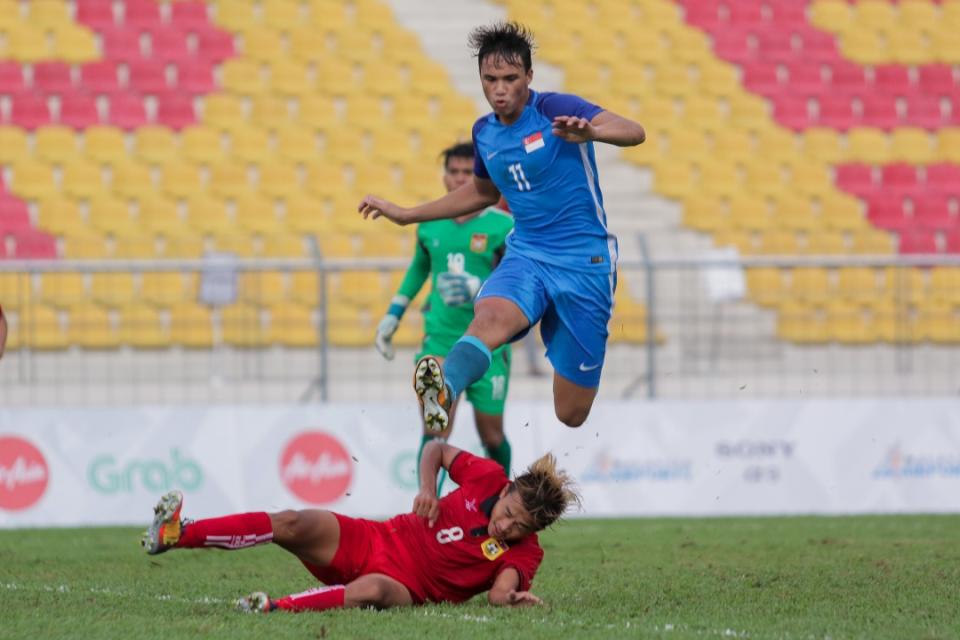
359;22;645;430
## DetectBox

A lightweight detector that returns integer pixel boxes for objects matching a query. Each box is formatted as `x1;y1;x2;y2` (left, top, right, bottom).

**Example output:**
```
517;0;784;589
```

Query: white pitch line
1;581;227;605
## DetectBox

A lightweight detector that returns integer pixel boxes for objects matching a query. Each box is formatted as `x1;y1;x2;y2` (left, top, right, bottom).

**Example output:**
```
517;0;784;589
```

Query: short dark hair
441;142;474;170
468;21;535;72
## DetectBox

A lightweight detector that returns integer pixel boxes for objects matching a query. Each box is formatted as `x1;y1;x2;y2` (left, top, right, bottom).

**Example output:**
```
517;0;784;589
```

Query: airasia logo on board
0;436;49;511
280;432;352;505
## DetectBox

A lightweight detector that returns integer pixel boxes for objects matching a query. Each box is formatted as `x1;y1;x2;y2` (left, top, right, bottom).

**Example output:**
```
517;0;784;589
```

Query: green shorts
417;336;512;416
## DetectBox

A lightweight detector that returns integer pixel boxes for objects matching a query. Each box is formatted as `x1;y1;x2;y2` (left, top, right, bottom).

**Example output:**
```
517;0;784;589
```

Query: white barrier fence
2;400;960;527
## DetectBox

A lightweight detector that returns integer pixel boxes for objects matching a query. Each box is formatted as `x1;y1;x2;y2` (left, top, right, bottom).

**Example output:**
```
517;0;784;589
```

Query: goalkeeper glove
374;313;399;360
436;272;481;307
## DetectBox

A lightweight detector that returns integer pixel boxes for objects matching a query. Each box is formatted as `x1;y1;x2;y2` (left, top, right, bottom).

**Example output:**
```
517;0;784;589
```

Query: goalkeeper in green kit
375;142;514;487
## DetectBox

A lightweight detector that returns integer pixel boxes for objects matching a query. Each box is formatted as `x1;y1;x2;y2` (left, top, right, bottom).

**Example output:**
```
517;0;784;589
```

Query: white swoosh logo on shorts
579;362;600;372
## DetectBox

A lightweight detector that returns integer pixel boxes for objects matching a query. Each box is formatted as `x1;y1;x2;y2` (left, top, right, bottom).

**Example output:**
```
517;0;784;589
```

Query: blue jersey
472;90;617;273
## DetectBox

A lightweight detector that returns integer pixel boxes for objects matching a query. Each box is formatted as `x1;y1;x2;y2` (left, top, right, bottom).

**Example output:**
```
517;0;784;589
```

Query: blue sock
443;336;492;399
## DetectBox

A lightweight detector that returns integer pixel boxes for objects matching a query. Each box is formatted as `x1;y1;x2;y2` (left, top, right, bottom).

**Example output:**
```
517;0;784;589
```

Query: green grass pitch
2;516;958;639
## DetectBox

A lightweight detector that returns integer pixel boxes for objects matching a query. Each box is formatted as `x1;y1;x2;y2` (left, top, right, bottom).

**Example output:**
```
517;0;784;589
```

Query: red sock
176;512;273;549
273;585;346;612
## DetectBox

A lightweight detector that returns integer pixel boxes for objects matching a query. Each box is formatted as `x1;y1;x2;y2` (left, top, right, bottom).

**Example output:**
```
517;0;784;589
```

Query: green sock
484;438;512;477
417;433;447;496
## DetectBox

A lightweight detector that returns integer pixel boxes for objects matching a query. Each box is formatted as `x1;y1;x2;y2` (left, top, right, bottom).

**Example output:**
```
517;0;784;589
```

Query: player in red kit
141;441;580;611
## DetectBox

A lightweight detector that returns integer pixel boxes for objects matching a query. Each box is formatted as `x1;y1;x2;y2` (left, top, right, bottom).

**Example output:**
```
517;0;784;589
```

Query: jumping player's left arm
552;110;646;147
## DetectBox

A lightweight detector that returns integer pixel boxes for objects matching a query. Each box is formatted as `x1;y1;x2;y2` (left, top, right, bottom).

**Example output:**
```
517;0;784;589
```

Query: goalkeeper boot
414;355;451;433
142;490;184;555
236;591;273;613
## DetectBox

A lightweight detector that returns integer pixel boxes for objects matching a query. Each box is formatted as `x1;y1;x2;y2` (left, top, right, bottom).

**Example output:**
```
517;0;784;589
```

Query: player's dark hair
511;453;581;531
441;142;474;170
468;21;535;72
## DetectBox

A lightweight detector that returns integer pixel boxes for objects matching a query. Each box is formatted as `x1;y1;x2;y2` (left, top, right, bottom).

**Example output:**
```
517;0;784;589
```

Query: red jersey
385;451;544;603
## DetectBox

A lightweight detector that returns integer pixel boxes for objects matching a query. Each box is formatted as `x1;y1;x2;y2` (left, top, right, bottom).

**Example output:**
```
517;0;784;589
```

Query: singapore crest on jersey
523;131;544;153
470;233;488;253
481;537;508;561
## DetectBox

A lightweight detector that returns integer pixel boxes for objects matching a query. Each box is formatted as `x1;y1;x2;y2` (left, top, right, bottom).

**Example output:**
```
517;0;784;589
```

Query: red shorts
299;513;428;604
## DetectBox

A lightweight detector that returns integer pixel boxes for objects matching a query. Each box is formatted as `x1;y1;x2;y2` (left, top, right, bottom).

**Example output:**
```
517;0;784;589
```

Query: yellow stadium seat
700;163;741;198
885;267;928;304
757;230;800;254
212;0;257;33
137;196;186;238
54;25;98;63
202;95;247;132
358;233;410;258
162;234;206;258
932;25;960;62
170;302;214;348
181;126;225;165
846;128;891;164
23;304;69;350
222;58;268;97
919;301;960;343
841;30;888;65
728;196;773;232
111;161;156;201
212;235;258;257
277;127;320;164
327;305;373;347
10;160;56;201
209;162;253;199
113;235;160;258
849;230;896;254
800;129;845;163
62;161;106;200
158;161;205;200
290;271;319;307
239;271;287;306
654;163;694;199
235;195;284;234
7;26;50;62
184;196;232;235
810;0;853;32
262;0;302;30
929;267;960;304
889;128;934;164
936;128;960;163
803;232;847;255
315;59;359;96
682;196;728;233
141;272;196;307
332;271;384;307
67;303;119;349
369;129;416;165
285;194;332;234
230;127;273;163
271;60;314;97
818;193;866;232
38;272;86;308
267;302;317;347
343;94;386;127
887;30;931;65
262;233;306;257
118;303;168;348
221;303;267;347
258;163;302;198
746;268;785;308
772;195;820;232
88;197;136;236
240;26;285;64
788;267;831;304
713;229;755;253
251;97;292;134
84;126;128;165
0;273;34;311
297;95;339;131
0;127;29;164
61;231;110;259
29;0;71;29
36;198;83;235
776;301;829;343
134;126;179;166
35;126;80;164
827;300;877;344
90;272;135;308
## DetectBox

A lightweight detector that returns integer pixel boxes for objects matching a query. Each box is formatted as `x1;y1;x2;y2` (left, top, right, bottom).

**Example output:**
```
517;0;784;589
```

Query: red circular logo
0;436;49;511
279;431;352;505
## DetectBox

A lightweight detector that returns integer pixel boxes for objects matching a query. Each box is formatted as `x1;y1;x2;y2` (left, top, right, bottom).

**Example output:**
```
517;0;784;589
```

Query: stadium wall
2;399;959;527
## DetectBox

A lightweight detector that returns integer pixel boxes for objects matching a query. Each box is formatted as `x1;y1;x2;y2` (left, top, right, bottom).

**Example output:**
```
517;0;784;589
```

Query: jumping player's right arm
358;177;500;227
412;441;463;527
375;233;430;360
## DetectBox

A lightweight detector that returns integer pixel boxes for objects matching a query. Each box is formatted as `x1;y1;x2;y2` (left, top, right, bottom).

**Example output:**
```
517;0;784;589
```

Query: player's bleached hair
512;453;581;531
441;142;474;169
468;21;535;72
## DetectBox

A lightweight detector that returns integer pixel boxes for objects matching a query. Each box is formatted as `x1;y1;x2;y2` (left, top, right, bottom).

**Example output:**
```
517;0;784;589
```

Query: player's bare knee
556;406;588;428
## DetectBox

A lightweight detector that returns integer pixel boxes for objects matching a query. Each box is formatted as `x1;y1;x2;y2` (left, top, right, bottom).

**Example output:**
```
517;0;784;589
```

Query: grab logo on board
0;436;49;511
280;431;353;505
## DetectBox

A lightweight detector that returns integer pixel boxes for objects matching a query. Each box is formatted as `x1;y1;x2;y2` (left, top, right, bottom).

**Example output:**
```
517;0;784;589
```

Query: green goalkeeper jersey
393;207;514;343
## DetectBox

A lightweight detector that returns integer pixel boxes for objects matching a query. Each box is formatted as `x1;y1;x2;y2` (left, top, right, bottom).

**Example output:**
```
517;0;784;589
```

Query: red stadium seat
873;65;912;96
177;62;216;94
785;62;825;96
59;93;101;128
171;1;211;29
9;93;52;130
918;65;956;97
867;197;912;231
80;61;121;94
108;93;148;130
0;197;31;234
684;1;723;30
945;229;960;254
10;230;57;259
881;163;920;197
75;0;116;30
911;195;955;232
713;31;755;64
726;3;766;28
195;26;236;63
905;94;946;130
792;27;838;63
767;0;808;27
836;164;876;197
148;27;191;63
899;230;938;254
860;95;900;129
102;27;143;62
774;96;811;130
122;0;163;30
756;30;796;63
156;94;196;129
743;62;781;97
0;63;26;94
816;95;856;130
925;164;960;196
128;60;169;94
827;62;868;94
33;62;74;94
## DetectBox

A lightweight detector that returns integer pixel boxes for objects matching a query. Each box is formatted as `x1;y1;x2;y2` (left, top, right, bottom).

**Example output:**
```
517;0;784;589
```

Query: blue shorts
476;252;616;388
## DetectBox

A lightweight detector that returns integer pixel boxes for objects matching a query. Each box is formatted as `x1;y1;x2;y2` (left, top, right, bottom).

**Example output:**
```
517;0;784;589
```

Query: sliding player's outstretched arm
412;440;462;526
358;176;500;226
488;567;543;607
